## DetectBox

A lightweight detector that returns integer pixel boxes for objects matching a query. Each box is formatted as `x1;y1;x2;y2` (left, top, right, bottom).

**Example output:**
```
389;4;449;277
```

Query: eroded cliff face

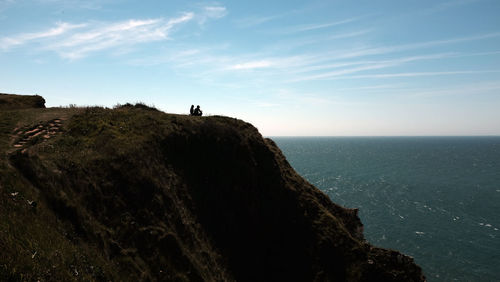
1;98;425;281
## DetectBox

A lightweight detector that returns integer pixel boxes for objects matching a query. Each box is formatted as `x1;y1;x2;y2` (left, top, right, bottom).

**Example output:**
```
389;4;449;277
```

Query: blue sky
1;0;499;136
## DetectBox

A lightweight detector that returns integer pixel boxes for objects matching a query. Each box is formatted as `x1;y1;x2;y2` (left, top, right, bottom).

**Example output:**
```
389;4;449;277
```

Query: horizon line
267;135;500;138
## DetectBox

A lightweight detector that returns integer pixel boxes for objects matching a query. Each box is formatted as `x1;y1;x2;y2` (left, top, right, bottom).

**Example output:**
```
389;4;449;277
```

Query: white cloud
204;6;227;19
51;15;194;59
327;29;370;40
229;60;273;70
294;18;359;32
1;13;196;59
197;5;227;24
292;62;397;81
113;24;500;89
235;15;280;27
1;22;86;50
288;53;458;81
333;32;500;60
280;17;359;34
344;70;500;80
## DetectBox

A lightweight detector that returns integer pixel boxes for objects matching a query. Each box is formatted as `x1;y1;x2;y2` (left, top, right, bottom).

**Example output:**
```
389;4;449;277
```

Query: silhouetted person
190;105;194;116
194;105;203;116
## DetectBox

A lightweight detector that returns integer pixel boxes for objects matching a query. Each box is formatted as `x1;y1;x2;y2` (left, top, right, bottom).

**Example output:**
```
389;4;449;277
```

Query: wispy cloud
0;12;202;59
0;3;229;59
333;32;500;60
133;36;499;88
51;14;194;59
0;22;86;50
294;18;359;32
291;53;455;74
280;17;359;34
235;15;281;27
204;6;227;18
327;29;370;40
197;5;227;24
226;31;500;81
234;7;309;28
343;70;500;80
229;60;273;70
126;26;500;89
259;28;371;54
335;84;406;92
287;53;459;82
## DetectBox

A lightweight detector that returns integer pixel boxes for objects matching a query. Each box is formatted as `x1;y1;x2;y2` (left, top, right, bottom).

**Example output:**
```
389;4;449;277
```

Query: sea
272;137;500;282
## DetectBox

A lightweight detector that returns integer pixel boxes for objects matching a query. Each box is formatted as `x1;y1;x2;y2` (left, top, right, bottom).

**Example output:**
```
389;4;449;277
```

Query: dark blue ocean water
272;137;500;281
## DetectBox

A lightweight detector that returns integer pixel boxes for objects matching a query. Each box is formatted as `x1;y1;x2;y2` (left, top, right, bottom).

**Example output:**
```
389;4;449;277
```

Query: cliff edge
0;93;45;110
0;95;425;281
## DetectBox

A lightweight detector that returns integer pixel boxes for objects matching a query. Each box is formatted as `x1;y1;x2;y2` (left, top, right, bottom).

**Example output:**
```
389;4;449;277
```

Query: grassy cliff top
0;95;425;281
0;93;46;110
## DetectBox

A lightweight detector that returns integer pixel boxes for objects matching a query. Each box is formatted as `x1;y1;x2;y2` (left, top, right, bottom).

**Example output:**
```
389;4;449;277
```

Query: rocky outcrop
0;93;45;110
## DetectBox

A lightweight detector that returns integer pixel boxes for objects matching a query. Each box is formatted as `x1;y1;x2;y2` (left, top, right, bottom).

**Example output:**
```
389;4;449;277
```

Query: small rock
32;131;44;138
10;192;19;197
14;144;23;148
367;259;374;265
27;200;37;208
397;254;403;264
26;128;39;135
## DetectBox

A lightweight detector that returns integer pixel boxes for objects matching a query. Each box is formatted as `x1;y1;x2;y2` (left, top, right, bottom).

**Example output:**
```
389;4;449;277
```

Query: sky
1;0;499;136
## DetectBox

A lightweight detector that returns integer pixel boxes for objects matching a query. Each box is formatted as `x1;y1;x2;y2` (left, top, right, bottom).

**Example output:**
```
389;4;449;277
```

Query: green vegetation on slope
0;106;118;281
1;94;425;281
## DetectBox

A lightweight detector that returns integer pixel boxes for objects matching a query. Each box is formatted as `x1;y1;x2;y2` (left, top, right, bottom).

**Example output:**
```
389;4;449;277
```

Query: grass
0;102;231;280
0;95;425;281
0;105;119;281
0;93;45;110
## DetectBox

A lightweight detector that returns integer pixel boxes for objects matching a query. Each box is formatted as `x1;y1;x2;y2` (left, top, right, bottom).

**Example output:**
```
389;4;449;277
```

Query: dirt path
11;118;65;153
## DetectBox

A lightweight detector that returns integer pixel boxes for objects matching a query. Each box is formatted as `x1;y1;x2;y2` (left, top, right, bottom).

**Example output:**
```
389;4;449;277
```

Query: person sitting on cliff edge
193;105;203;116
189;105;194;116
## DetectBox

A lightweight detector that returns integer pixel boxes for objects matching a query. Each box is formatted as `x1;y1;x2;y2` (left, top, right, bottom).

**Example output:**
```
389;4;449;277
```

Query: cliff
0;95;425;281
0;93;45;110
